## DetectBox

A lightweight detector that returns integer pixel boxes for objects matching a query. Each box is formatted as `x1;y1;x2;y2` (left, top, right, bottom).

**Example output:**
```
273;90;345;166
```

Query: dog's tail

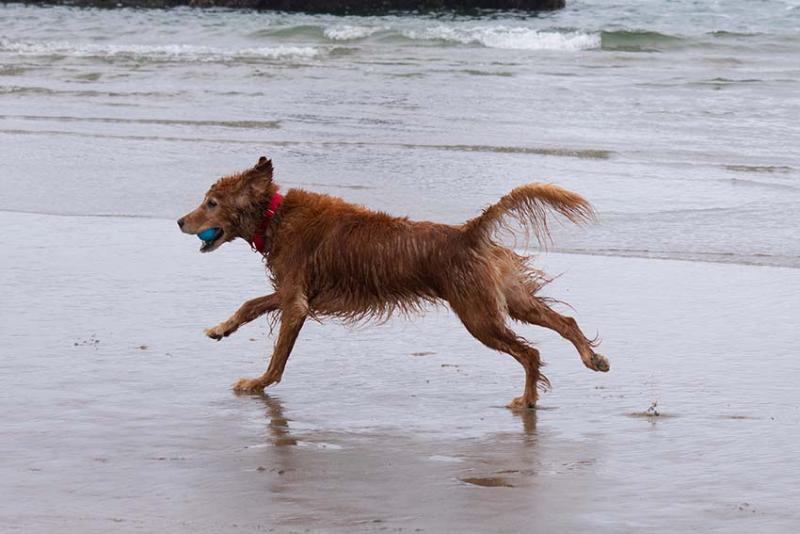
464;183;595;247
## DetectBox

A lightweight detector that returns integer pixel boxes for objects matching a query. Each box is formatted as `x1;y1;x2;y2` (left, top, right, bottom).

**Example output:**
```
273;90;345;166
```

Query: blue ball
197;227;221;242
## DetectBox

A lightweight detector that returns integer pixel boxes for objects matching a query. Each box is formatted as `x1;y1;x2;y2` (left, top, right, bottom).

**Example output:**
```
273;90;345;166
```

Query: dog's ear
245;156;273;185
241;156;274;201
255;156;272;172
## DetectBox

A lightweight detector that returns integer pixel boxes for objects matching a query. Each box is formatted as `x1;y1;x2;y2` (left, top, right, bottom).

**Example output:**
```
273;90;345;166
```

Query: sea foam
402;26;600;51
323;25;384;41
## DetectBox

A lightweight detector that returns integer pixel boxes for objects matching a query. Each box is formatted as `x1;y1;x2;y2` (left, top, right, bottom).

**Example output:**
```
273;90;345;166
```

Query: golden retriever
178;157;609;409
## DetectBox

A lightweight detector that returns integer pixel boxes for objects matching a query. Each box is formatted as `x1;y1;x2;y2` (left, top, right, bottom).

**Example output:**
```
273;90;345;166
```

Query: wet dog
178;156;609;409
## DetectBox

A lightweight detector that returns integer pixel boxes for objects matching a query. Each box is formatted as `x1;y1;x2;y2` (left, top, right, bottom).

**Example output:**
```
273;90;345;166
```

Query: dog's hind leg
233;294;307;394
205;293;279;340
508;294;609;373
451;301;547;410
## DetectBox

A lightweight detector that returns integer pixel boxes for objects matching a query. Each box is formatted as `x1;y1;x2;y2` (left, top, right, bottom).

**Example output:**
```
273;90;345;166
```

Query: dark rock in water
12;0;565;12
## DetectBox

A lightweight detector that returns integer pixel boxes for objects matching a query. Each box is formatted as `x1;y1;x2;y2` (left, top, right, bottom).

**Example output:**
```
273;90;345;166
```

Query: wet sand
2;210;798;532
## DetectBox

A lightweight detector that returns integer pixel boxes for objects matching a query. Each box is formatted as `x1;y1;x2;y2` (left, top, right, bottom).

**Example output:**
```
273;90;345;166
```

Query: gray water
2;2;800;533
2;0;799;266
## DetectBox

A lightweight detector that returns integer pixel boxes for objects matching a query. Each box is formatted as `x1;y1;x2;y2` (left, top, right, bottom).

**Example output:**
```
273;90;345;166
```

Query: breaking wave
400;26;600;51
323;25;385;41
247;23;600;51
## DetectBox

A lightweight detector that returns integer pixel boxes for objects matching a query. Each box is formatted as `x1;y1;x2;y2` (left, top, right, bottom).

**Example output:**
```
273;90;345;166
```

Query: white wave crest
402;26;600;51
323;25;383;41
0;39;320;62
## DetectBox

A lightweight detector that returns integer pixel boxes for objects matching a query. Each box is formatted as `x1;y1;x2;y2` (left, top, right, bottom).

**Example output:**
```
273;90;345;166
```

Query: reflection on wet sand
244;392;545;499
259;394;297;447
514;407;538;439
457;409;543;490
252;394;299;500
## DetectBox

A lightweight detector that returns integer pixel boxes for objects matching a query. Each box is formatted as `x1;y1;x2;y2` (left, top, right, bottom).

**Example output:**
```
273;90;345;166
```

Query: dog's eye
207;199;218;208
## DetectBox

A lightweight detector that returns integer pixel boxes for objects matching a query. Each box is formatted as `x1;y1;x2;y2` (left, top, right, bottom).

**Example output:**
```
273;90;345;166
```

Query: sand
2;210;799;532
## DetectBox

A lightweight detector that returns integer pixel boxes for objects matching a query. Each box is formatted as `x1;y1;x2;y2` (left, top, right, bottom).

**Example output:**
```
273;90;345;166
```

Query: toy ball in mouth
197;227;222;242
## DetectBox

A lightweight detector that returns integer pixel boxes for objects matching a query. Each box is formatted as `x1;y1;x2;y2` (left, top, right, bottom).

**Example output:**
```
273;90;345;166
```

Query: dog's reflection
254;392;537;450
255;393;297;447
513;407;538;441
241;393;298;494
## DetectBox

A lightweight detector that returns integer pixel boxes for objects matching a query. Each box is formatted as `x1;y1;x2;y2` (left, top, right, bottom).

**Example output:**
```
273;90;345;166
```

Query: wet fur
178;157;610;409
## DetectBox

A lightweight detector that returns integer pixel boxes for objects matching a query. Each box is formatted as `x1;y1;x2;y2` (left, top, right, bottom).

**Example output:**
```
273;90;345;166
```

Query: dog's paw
589;353;610;372
507;395;537;411
232;377;266;394
204;324;231;341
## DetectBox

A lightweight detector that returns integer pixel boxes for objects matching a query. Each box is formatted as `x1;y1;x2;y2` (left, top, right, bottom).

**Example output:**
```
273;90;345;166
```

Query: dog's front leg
205;293;279;340
232;294;308;394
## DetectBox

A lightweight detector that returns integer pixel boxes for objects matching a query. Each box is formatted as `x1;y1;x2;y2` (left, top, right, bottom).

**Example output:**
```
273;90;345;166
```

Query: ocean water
1;1;799;268
0;0;800;267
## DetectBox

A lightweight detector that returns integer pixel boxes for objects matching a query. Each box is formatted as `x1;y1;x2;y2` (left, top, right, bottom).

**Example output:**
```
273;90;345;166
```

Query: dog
178;156;609;409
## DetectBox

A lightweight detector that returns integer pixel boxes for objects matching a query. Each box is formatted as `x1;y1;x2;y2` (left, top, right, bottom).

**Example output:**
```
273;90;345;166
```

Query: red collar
249;192;283;253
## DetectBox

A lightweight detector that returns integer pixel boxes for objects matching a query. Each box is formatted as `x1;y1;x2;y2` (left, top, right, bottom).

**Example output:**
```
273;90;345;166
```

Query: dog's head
177;156;275;253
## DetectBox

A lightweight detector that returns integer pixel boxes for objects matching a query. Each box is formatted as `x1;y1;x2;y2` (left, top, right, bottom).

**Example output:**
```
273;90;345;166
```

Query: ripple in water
0;38;322;62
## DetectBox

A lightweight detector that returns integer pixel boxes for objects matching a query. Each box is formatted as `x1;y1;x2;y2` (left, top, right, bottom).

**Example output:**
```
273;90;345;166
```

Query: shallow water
2;1;800;531
1;0;799;267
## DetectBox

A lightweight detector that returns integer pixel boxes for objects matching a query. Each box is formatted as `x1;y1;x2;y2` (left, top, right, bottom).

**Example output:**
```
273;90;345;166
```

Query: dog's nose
177;218;185;229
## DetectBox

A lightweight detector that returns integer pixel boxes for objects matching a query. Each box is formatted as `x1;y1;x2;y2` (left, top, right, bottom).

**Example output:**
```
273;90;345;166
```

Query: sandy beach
2;210;798;532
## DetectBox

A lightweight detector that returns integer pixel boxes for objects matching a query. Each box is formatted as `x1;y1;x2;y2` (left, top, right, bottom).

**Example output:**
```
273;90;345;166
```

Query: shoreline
2;209;797;271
